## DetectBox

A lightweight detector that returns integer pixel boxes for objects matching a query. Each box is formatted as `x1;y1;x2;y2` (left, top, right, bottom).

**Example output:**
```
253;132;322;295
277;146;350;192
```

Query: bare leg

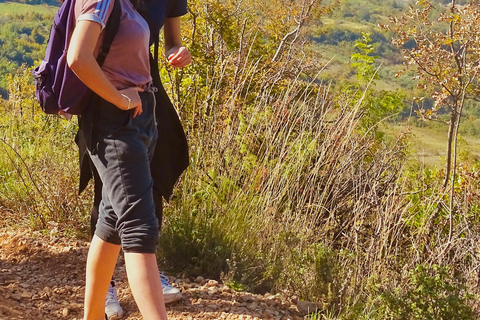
124;252;168;320
84;235;121;320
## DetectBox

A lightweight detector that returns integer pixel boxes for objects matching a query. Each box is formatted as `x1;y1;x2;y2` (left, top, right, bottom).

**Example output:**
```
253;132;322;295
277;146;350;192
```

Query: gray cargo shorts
87;88;159;253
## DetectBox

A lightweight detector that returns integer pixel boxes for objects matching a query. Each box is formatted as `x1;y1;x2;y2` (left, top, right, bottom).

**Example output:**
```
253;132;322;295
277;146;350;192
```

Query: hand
167;46;192;68
118;87;143;118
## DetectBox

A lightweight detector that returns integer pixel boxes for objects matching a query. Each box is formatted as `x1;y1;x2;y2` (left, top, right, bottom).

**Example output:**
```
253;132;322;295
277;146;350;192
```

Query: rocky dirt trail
0;228;308;320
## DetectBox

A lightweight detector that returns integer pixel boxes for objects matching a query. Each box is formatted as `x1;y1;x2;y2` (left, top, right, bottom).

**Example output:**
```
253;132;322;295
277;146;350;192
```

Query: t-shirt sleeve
76;0;115;30
166;0;187;18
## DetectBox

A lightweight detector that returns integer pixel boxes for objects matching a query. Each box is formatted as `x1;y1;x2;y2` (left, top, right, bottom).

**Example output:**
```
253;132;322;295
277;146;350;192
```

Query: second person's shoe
160;273;182;304
105;280;124;320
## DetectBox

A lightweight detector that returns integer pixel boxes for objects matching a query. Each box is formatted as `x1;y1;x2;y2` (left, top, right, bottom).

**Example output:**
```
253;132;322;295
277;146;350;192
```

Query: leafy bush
377;264;476;320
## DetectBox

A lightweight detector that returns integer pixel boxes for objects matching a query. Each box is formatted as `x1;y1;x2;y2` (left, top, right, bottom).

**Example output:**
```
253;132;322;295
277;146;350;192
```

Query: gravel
0;228;305;320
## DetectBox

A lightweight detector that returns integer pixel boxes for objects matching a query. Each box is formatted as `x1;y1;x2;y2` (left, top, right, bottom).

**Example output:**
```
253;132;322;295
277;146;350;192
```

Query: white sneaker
105;281;124;320
160;273;182;304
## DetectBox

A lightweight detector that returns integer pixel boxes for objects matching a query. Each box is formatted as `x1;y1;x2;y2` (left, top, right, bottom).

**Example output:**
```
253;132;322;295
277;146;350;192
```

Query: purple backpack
33;0;120;115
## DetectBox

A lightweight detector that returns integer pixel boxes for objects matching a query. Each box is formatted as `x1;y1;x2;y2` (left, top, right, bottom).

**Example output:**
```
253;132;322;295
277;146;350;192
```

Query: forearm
163;17;191;68
67;21;128;109
68;54;127;108
163;17;183;53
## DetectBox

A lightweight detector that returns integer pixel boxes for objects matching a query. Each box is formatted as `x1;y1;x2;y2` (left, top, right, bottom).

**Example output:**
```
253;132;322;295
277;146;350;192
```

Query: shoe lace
106;281;118;305
160;273;173;288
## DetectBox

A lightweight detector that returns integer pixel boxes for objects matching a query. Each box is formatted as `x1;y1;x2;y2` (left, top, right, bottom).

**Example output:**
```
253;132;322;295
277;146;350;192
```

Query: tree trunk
443;110;457;188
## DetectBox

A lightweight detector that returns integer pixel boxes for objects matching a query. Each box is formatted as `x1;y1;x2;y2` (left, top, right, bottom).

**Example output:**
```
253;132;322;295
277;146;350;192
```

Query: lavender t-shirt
74;0;152;90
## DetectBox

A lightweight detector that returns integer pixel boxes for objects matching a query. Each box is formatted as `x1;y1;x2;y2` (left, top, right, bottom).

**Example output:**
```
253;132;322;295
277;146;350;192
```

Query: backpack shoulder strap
97;0;121;66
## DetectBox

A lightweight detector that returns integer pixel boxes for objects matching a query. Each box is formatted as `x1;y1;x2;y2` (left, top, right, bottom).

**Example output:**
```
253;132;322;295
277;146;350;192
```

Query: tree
382;0;480;244
161;0;336;123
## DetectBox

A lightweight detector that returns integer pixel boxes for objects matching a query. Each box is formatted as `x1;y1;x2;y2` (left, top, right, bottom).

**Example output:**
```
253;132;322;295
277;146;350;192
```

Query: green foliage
225;279;246;292
0;65;91;235
0;0;60;5
264;240;341;309
377;264;476;320
155;5;417;316
351;32;379;83
330;0;406;24
0;2;58;14
0;8;53;97
344;33;406;130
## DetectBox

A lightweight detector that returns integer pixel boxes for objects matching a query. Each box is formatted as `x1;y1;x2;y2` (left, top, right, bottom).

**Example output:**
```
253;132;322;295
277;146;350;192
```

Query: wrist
166;45;182;57
121;94;131;110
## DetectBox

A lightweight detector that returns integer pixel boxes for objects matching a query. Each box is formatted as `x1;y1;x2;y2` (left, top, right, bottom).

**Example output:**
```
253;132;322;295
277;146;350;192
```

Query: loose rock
297;300;320;316
0;228;304;320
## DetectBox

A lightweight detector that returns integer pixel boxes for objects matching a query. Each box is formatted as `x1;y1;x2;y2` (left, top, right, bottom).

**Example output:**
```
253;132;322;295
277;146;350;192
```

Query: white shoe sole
164;293;182;304
106;311;124;320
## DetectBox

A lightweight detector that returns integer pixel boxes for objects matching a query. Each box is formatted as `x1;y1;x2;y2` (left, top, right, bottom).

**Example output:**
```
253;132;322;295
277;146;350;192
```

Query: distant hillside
0;2;55;97
309;0;471;94
0;0;59;6
305;0;413;95
0;1;58;14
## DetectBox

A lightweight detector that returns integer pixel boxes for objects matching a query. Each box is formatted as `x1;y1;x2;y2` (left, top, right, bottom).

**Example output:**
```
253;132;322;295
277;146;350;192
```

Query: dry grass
0;98;92;237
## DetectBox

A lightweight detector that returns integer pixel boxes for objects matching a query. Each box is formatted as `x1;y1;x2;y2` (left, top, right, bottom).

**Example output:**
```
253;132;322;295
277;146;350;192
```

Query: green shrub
377;264;476;320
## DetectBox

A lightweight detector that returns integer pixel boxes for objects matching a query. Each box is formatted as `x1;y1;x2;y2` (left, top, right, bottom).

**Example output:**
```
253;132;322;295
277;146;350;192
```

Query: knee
118;217;159;254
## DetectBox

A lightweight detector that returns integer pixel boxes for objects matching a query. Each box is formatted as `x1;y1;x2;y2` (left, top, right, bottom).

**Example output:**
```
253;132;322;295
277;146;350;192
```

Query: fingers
168;46;192;68
132;104;142;118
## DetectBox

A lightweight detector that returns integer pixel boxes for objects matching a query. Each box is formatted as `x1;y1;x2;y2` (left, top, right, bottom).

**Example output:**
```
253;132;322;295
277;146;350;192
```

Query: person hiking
74;0;191;317
67;0;191;318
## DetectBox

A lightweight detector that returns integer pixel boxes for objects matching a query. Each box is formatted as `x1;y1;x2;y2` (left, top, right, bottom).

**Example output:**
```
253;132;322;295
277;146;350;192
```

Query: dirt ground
0;227;308;320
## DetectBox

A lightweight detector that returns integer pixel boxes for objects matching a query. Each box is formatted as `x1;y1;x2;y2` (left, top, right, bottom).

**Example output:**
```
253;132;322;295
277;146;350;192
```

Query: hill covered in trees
0;0;59;6
0;4;54;97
